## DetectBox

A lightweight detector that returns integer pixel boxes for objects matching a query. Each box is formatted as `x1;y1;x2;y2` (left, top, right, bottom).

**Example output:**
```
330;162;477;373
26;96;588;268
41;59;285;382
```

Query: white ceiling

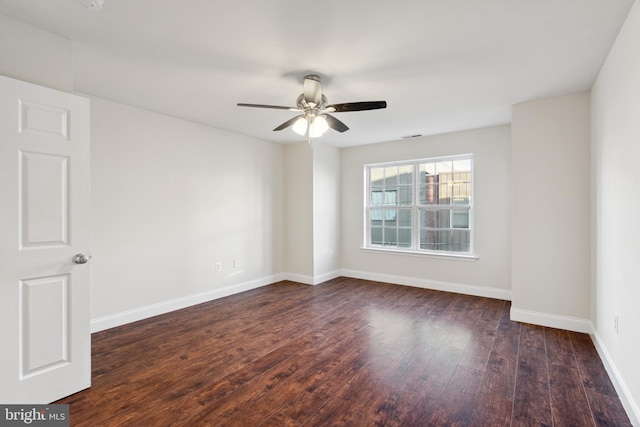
0;0;634;147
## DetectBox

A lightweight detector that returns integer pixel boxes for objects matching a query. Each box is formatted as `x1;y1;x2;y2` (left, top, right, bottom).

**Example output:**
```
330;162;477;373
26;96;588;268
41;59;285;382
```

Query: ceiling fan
237;74;387;139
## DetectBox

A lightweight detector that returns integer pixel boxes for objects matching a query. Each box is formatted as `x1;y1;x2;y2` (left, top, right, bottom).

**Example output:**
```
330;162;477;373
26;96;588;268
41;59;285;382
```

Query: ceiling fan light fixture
309;115;329;138
237;74;387;138
292;117;308;135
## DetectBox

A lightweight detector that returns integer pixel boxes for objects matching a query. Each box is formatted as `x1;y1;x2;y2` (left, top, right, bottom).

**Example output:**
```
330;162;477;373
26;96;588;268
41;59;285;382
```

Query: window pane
452;183;465;199
398;187;413;205
420;229;436;250
398;229;411;247
371;227;383;245
439;210;451;228
399;165;413;184
384;166;398;185
370;167;384;185
371;191;384;206
437;230;451;250
452;210;469;229
384;227;397;245
438;183;450;204
398;209;412;227
370;209;383;224
451;230;471;252
424;183;439;205
421;209;450;228
385;209;397;225
384;190;398;205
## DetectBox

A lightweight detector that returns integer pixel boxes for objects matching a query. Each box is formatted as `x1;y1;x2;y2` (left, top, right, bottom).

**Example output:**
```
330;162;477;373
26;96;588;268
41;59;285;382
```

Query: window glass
384;166;398;186
366;155;472;255
398;209;412;227
452;210;469;229
370;167;384;185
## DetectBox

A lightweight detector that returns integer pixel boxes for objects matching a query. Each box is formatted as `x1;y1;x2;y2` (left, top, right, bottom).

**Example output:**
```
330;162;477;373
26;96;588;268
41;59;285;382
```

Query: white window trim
359;246;478;261
363;154;475;258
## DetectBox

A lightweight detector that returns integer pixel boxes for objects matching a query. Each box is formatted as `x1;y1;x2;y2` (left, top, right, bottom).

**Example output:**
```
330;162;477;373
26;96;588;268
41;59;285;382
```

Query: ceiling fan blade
327;101;387;113
237;103;300;111
303;75;322;106
273;115;305;131
324;114;349;133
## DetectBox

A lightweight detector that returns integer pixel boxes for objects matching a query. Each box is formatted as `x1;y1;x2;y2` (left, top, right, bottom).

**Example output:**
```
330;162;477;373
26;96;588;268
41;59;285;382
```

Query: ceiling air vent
82;0;103;11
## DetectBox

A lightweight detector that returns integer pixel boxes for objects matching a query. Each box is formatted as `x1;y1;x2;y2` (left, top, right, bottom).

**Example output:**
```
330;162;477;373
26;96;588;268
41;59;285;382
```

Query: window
365;155;473;256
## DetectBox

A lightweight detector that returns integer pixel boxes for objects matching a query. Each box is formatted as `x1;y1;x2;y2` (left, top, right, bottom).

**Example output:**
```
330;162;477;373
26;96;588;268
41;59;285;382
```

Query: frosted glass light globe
309;116;329;138
292;117;308;135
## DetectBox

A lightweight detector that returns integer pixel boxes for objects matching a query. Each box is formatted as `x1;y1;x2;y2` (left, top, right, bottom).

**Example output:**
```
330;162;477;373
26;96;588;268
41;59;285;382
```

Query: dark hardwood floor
56;278;631;426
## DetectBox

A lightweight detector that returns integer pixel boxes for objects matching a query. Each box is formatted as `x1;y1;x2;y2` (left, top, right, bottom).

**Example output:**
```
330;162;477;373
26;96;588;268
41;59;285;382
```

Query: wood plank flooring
56;278;631;426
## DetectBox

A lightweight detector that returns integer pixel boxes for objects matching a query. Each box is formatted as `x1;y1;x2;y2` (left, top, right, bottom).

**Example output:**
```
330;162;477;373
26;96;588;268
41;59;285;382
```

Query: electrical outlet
614;315;619;334
215;262;222;272
233;259;239;269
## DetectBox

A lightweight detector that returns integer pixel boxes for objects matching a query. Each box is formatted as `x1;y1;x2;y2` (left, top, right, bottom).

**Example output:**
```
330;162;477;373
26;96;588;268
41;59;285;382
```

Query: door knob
73;253;90;264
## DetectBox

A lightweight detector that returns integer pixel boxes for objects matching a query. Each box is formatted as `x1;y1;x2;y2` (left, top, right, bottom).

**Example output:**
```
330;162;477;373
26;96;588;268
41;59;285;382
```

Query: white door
0;75;91;403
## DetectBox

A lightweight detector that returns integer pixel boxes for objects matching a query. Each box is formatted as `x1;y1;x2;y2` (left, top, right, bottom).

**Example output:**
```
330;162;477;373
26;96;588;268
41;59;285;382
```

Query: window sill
360;247;478;262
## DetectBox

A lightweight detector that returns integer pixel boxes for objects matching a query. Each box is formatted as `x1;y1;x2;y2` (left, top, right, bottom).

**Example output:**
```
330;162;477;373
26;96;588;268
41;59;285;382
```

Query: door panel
21;275;70;377
0;75;91;403
20;151;69;248
19;99;70;140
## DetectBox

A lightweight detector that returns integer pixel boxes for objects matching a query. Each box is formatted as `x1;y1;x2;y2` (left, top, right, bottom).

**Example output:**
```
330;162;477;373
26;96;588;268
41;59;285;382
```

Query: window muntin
366;155;473;255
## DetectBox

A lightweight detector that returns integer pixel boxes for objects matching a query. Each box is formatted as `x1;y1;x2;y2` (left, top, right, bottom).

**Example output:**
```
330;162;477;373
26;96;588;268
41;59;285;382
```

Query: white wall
592;1;640;421
313;142;341;281
340;126;511;299
510;92;591;331
284;141;341;285
90;96;285;328
284;142;314;281
0;14;72;92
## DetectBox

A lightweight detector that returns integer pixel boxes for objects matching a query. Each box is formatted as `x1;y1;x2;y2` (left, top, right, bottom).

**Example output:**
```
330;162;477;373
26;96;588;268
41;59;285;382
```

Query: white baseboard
281;270;341;285
590;328;640;427
282;272;315;285
340;269;511;301
311;270;341;285
90;273;286;333
509;307;592;333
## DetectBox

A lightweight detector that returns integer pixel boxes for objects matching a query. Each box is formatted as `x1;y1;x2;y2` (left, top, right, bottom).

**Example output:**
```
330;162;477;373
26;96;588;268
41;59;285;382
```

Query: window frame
363;154;475;258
